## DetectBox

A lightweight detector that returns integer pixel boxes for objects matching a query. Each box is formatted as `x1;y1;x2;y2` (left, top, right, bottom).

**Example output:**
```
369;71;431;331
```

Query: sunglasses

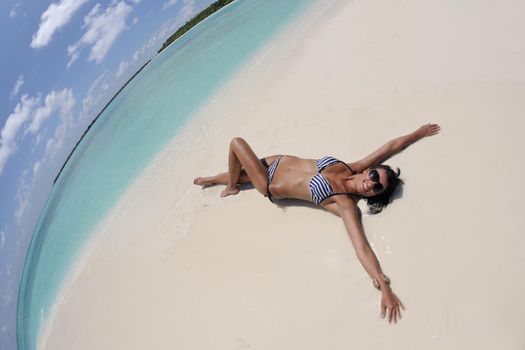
368;169;384;193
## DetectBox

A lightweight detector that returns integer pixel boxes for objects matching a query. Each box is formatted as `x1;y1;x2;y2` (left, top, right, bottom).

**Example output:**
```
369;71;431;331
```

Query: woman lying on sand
194;123;440;323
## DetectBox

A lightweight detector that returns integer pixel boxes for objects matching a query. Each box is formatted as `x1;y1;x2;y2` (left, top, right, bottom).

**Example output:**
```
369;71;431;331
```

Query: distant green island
158;0;236;53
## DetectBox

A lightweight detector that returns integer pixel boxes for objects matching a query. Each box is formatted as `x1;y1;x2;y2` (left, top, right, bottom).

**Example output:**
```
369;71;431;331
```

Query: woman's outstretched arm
350;123;440;172
332;196;404;323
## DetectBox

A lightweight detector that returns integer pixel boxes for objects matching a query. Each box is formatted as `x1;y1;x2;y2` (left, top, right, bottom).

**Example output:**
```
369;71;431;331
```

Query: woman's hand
380;288;405;323
415;123;440;139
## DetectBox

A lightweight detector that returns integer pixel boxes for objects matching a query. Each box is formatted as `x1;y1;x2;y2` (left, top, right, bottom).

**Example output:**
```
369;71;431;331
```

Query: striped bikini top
309;156;355;205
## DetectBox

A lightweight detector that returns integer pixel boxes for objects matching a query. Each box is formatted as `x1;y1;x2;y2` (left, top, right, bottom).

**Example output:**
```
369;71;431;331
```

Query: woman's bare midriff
268;155;318;201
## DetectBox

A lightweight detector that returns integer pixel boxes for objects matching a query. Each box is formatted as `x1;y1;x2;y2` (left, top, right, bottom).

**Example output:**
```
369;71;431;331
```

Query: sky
0;0;216;348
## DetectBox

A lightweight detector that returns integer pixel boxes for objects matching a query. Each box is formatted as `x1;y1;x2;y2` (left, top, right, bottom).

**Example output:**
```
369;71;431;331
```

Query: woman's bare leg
194;153;281;190
221;137;269;197
193;171;250;187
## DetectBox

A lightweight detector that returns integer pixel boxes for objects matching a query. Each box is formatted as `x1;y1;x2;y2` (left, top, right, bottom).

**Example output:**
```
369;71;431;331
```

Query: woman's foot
221;186;240;197
193;177;215;187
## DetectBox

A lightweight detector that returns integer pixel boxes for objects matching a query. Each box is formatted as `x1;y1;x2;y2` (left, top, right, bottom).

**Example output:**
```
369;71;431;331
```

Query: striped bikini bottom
260;155;283;203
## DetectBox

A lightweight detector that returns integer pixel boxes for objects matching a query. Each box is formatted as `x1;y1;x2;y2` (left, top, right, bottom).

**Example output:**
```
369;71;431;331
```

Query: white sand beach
42;0;525;349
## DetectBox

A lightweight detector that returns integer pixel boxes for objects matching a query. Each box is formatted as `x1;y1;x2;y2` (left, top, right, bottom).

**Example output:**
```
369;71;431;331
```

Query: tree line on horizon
158;0;236;54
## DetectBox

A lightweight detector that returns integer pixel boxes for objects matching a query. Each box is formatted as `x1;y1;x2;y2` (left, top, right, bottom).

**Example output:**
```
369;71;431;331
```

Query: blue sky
0;0;215;347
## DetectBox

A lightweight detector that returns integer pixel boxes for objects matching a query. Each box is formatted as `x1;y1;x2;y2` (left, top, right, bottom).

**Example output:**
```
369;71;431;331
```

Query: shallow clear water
16;0;314;348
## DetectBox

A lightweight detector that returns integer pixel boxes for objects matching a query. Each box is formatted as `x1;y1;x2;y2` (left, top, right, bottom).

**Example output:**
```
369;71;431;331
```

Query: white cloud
14;171;31;225
67;1;133;67
27;88;76;135
42;94;78;162
162;0;178;11
116;33;157;78
82;71;107;115
1;95;37;142
163;0;197;17
0;95;39;175
44;119;70;160
9;3;21;19
132;16;138;25
115;61;129;78
33;161;42;177
31;0;89;49
9;75;24;100
66;46;80;69
0;88;77;178
180;0;197;19
0;272;14;306
0;231;5;250
35;132;45;147
15;115;76;225
134;36;156;61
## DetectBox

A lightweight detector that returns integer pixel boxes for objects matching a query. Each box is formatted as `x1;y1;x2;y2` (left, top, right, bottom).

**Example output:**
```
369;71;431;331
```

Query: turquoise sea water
16;0;314;348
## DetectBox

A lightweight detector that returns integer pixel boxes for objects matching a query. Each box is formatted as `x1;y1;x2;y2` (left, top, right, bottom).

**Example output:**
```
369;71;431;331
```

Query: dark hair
365;164;403;215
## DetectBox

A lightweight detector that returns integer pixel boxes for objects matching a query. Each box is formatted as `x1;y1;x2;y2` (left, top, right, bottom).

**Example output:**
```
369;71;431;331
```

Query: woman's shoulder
347;161;365;174
329;193;358;209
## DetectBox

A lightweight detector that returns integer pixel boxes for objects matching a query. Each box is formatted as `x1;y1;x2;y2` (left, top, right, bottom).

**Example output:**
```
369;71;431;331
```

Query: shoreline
53;59;151;185
20;1;318;348
52;0;243;186
36;1;329;348
42;0;525;349
52;0;240;186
